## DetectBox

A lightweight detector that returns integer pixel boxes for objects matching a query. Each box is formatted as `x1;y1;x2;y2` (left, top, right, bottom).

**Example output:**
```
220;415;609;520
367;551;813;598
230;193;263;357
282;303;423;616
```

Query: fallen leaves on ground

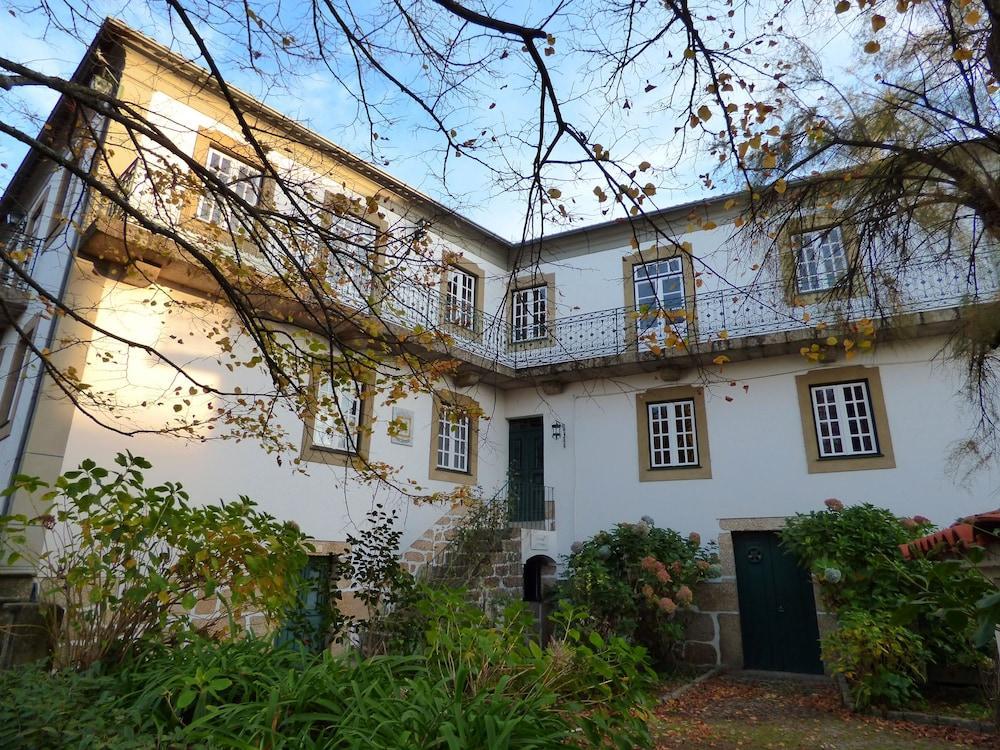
652;674;996;749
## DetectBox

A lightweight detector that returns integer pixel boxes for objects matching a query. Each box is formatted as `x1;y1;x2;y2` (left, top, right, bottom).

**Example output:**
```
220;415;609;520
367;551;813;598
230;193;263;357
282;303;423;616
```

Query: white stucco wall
503;337;1000;558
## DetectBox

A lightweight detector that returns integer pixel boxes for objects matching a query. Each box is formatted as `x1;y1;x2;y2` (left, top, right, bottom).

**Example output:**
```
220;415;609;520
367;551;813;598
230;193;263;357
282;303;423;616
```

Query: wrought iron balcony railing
96;161;1000;370
0;230;42;292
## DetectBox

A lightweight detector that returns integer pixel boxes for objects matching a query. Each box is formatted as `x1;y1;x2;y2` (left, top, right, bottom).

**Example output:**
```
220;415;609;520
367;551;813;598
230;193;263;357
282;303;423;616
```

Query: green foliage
0;453;311;669
782;501;995;708
558;518;718;666
821;611;928;709
0;590;656;749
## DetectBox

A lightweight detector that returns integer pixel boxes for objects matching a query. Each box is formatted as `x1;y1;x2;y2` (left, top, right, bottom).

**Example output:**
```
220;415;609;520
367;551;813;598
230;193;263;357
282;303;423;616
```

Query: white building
1;19;997;671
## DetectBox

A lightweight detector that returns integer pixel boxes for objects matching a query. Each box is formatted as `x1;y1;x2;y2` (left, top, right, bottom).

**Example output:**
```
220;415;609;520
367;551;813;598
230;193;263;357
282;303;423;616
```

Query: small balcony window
196;148;261;226
511;284;548;342
796;226;849;293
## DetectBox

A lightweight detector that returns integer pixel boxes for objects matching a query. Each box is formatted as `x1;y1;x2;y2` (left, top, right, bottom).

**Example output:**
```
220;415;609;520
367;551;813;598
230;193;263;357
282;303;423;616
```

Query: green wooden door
733;531;823;674
508;418;544;522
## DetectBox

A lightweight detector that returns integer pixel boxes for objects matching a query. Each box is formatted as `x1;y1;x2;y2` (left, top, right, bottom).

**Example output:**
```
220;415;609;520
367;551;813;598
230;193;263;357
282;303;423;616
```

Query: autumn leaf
835;0;850;11
774;178;787;194
825;336;838;346
713;355;730;366
964;10;981;23
864;41;880;54
547;188;562;199
953;48;973;61
763;153;777;169
871;14;886;31
697;105;712;121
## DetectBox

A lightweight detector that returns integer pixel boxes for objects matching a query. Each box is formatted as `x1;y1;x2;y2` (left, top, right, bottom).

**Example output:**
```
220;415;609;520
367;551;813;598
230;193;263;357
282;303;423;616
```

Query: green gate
508;417;545;523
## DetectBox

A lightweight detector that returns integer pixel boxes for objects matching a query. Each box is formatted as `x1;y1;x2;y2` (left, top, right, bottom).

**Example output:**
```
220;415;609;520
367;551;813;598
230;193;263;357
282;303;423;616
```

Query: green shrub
0;453;311;669
558;518;718;666
821;611;929;709
782;500;995;707
0;589;656;749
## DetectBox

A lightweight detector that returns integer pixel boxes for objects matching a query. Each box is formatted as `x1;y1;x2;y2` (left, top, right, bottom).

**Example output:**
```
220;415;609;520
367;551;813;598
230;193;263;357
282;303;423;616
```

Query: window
512;284;548;342
635;385;711;481
25;191;48;241
312;380;364;454
196;148;261;226
647;398;699;467
0;320;37;438
300;372;372;466
809;380;878;458
632;256;687;345
436;407;470;472
796;226;848;293
47;171;73;240
445;266;477;329
428;390;480;485
324;214;377;298
794;366;895;473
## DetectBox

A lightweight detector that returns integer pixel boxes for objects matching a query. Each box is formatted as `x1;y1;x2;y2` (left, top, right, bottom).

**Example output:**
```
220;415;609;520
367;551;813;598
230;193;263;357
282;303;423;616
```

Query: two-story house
1;18;997;671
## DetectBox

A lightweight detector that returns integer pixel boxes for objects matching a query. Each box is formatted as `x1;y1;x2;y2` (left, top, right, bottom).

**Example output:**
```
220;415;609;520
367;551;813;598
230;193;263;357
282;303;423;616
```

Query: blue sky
0;1;858;239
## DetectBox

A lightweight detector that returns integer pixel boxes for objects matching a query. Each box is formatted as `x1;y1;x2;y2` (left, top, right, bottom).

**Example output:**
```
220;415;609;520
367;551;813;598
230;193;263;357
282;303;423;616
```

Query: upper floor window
796;226;848;294
809;380;878;458
512;284;548;342
436;407;470;473
196;148;261;226
312;379;364;454
633;256;686;341
445;266;477;329
647;398;699;468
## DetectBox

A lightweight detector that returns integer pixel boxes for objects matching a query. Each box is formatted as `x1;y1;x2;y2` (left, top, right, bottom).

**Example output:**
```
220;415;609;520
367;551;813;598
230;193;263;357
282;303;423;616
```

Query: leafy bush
0;589;656;749
558;518;718;666
821;611;929;709
0;453;310;669
782;500;995;707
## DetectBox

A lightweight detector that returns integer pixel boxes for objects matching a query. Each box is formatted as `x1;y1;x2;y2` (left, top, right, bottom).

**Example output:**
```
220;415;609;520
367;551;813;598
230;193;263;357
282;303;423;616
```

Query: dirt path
652;674;997;749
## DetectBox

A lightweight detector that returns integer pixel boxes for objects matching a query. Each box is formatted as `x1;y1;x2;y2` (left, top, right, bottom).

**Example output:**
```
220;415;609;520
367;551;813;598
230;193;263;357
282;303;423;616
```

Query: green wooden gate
733;531;824;674
508;417;545;523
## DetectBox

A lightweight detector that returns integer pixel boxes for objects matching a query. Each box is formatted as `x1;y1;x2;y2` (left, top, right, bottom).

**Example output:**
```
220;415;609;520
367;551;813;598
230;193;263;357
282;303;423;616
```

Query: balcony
90;160;1000;375
0;230;40;323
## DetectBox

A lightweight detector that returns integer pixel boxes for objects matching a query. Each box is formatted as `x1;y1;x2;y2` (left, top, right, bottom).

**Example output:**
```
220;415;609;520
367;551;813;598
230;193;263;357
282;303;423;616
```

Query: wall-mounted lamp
551;421;565;447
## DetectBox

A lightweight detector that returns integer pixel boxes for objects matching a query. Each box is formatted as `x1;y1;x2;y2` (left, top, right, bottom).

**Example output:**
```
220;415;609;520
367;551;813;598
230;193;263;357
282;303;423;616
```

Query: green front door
733;531;823;674
508;417;544;522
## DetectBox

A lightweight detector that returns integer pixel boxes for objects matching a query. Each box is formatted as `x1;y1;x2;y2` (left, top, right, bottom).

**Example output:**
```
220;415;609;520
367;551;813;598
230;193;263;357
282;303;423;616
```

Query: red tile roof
900;509;1000;560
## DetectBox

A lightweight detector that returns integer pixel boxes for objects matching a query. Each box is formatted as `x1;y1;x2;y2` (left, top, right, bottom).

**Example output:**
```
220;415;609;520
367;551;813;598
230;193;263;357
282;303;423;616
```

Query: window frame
808;379;880;459
622;245;697;352
781;219;863;304
508;272;556;348
795;365;895;473
195;146;263;228
0;316;39;441
635;384;711;481
427;390;480;485
794;225;850;295
438;256;485;339
300;369;373;467
646;397;700;469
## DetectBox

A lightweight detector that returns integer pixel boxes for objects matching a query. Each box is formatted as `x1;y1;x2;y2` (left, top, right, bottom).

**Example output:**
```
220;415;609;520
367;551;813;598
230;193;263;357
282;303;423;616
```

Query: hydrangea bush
782;500;994;709
559;518;718;667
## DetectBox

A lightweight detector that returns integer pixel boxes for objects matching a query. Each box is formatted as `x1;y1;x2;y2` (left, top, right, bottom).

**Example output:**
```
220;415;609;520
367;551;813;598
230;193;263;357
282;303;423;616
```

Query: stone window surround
622;243;697;349
299;366;374;468
780;217;865;305
507;271;556;348
438;256;486;340
634;383;712;481
427;388;480;486
794;364;895;474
